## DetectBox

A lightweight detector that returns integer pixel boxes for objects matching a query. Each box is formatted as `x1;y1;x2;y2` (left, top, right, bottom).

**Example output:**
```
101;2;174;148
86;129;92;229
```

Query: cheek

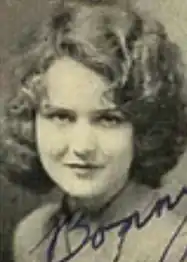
35;116;68;158
97;125;133;158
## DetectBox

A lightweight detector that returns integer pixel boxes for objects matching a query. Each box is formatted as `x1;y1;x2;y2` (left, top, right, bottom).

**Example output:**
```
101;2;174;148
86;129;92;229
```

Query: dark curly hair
1;0;187;194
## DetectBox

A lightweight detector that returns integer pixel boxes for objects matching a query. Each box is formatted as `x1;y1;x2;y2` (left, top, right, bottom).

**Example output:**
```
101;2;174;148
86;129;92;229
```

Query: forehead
43;57;115;109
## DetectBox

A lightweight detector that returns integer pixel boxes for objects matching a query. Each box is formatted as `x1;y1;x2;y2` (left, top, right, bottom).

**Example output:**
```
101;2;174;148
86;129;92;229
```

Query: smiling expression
35;57;133;199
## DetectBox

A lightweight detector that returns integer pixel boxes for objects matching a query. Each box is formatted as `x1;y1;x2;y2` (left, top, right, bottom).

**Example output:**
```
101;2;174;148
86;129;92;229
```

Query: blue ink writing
159;215;187;262
47;185;187;262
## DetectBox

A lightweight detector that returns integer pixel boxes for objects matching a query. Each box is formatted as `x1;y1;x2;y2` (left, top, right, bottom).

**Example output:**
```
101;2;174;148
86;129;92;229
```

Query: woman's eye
98;115;123;127
50;114;74;124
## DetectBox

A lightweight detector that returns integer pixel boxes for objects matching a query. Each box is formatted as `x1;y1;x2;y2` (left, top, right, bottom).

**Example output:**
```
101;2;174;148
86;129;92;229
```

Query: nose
69;120;96;159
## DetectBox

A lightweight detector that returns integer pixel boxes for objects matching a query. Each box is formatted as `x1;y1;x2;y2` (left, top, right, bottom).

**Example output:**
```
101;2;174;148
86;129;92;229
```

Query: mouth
65;163;103;169
64;163;104;177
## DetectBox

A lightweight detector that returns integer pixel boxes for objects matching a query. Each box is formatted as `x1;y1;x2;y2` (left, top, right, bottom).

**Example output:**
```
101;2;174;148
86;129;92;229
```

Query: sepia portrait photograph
0;0;187;261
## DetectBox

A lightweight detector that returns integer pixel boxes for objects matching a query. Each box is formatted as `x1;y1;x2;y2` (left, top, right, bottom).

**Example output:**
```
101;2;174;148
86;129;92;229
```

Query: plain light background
0;0;187;261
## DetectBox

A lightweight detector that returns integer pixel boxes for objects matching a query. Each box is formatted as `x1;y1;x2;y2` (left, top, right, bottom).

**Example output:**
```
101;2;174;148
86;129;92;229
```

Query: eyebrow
41;104;122;116
41;105;75;116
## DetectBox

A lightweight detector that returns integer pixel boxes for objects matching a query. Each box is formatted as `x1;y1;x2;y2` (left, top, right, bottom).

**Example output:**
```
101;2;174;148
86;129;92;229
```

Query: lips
63;163;104;178
64;163;103;169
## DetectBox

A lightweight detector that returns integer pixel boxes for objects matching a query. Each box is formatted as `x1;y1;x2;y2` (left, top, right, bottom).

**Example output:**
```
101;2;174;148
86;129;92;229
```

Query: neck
65;181;158;225
67;178;129;214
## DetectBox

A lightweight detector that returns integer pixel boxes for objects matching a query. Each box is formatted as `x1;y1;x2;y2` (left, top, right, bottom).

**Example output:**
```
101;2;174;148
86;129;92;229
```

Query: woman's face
35;57;133;199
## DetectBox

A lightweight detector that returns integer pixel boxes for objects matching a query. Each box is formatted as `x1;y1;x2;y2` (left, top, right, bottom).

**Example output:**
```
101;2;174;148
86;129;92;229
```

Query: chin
65;188;102;199
61;182;105;199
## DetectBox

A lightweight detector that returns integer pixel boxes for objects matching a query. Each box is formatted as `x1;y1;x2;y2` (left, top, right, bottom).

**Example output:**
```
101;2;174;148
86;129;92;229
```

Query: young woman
1;0;187;261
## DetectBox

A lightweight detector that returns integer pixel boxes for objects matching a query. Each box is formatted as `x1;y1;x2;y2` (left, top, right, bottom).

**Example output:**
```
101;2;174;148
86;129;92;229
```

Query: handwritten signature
47;186;187;262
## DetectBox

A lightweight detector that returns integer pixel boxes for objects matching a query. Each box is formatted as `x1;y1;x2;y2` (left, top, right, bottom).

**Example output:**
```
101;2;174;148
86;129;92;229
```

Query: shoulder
13;203;60;262
158;213;187;261
141;211;187;261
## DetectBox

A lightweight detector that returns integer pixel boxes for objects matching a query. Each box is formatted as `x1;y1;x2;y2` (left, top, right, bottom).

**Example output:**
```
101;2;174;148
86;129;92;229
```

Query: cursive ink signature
158;214;187;262
47;186;187;262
